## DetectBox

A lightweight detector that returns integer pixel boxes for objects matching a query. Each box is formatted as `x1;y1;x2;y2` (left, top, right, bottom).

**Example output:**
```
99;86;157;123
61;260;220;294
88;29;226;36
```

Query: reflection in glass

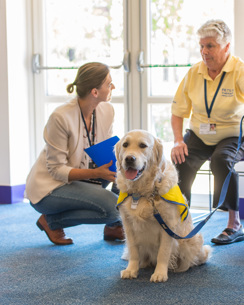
148;103;189;159
113;103;125;139
149;0;234;97
44;0;124;96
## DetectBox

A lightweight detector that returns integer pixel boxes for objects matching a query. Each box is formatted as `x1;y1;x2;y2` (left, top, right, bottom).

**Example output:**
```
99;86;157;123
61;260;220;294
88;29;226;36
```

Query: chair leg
208;161;212;213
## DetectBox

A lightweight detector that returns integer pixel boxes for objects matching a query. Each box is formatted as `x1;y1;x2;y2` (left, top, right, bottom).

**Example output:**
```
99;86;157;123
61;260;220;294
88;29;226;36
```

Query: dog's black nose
125;155;136;165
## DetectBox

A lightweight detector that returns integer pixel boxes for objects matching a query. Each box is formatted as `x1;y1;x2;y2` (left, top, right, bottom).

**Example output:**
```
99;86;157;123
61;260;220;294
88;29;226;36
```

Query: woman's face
199;37;230;72
97;73;115;102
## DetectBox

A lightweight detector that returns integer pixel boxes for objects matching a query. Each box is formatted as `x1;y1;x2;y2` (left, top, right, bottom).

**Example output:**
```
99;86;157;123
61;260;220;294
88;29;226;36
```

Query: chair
193;160;212;223
193;158;244;223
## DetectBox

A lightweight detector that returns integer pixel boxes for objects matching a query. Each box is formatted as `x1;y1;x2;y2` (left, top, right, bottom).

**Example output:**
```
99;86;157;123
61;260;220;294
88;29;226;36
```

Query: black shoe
211;225;244;244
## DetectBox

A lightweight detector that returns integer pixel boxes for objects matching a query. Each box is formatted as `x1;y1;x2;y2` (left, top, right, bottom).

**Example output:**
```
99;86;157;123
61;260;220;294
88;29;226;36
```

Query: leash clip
131;194;140;210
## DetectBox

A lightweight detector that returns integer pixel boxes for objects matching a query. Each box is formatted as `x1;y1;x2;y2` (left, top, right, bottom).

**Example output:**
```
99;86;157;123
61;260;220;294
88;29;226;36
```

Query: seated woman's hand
171;141;188;165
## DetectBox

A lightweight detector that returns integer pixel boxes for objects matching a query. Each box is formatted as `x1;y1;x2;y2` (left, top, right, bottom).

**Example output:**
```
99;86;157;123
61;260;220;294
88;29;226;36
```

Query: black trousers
175;130;244;211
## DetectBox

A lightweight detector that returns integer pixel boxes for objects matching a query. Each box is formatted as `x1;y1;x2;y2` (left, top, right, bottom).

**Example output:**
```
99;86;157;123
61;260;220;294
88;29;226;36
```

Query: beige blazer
25;97;114;204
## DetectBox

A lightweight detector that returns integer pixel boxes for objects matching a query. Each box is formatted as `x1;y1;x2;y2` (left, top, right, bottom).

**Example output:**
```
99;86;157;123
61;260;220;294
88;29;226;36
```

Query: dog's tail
199;244;212;264
175;234;212;273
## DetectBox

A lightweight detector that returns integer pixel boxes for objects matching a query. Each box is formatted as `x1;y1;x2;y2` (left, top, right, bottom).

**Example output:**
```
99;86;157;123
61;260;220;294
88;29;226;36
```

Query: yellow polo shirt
172;55;244;145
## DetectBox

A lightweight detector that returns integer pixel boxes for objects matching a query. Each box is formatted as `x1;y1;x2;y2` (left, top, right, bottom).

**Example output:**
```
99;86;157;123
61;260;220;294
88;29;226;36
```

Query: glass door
32;0;129;156
139;0;234;205
32;0;234;204
140;0;234;157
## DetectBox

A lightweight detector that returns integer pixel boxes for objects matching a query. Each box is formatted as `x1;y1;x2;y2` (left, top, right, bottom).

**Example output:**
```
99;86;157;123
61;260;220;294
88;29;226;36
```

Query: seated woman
25;62;124;245
170;20;244;245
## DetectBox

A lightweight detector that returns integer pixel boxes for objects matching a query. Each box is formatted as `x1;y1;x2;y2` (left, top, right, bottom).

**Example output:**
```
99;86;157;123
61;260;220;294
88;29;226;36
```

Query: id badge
89;161;98;169
199;123;216;134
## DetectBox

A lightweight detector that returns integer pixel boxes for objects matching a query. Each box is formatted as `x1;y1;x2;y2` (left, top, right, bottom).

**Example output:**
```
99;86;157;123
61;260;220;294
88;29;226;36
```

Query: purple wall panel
0;184;25;204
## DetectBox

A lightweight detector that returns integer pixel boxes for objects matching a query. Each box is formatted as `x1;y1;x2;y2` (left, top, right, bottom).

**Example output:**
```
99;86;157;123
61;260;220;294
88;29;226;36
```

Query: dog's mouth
125;164;145;181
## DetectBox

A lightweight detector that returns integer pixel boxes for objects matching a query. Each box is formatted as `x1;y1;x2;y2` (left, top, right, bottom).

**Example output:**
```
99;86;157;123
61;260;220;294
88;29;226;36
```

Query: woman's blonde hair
197;19;232;47
66;62;110;98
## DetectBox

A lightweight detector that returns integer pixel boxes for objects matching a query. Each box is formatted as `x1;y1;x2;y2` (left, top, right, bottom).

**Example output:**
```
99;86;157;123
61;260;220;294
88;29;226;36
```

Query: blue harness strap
154;115;244;239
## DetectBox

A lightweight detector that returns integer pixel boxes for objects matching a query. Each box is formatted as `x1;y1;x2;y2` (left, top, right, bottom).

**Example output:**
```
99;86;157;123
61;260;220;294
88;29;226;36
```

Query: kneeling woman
25;62;124;245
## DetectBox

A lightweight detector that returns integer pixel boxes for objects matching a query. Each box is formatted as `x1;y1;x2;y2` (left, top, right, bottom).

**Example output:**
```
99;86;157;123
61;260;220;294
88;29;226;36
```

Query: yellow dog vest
117;185;188;221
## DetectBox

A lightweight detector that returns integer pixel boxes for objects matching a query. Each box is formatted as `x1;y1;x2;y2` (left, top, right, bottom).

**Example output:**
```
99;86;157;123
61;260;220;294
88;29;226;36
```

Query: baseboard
191;194;211;209
239;198;244;220
0;184;25;204
191;193;244;220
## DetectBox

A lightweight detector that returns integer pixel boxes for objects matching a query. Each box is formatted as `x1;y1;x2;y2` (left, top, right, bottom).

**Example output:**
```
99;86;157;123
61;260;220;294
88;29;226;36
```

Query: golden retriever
115;130;211;283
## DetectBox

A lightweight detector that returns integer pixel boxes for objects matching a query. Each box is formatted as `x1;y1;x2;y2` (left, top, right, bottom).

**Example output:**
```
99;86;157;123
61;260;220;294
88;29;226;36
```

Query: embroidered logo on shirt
221;88;234;97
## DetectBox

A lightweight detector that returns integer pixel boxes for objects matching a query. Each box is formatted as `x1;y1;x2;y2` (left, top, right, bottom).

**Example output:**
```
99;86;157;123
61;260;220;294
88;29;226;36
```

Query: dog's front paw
121;269;138;279
150;272;168;283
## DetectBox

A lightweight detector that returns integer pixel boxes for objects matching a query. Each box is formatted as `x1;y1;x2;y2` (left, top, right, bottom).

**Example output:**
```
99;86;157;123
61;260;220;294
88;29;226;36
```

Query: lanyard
80;109;96;147
204;71;226;119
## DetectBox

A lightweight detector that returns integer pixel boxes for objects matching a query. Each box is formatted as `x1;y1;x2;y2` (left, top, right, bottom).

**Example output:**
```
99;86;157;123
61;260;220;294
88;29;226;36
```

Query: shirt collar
198;54;234;80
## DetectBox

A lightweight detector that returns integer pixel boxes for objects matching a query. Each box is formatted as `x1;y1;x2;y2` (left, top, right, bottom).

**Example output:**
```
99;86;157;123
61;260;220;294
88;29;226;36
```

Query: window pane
44;0;124;96
148;104;173;141
148;103;174;159
44;68;123;97
45;103;64;124
113;103;125;139
148;103;212;203
149;0;234;96
148;103;189;158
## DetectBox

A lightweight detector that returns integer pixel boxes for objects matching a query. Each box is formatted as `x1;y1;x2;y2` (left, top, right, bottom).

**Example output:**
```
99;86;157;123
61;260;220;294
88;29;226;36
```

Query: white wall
0;0;32;187
234;0;244;59
0;0;11;186
235;0;244;198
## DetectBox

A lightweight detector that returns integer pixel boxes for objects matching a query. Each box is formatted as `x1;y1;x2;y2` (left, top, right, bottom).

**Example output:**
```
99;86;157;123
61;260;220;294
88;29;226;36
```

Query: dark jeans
30;180;120;230
175;130;244;211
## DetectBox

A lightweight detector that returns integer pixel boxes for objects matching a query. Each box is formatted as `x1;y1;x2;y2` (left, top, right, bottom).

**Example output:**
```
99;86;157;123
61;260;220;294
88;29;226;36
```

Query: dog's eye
123;142;129;148
139;143;147;148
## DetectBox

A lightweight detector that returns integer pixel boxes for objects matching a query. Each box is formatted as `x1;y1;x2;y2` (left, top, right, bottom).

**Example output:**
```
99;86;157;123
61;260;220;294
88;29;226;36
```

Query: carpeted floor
0;202;244;305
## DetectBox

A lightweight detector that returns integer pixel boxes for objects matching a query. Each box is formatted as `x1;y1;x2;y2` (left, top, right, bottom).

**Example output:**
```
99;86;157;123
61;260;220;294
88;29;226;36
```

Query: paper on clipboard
84;136;120;172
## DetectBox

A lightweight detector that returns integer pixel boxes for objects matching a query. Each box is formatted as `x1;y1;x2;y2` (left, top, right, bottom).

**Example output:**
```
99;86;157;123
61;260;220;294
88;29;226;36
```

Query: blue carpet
0;202;244;305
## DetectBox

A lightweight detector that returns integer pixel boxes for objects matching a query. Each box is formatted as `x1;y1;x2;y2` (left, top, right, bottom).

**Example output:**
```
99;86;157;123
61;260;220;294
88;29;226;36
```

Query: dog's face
115;130;163;181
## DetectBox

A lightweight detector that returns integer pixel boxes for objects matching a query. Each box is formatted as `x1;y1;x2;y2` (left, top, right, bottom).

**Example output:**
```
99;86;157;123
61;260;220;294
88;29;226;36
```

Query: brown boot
104;224;125;241
36;215;73;245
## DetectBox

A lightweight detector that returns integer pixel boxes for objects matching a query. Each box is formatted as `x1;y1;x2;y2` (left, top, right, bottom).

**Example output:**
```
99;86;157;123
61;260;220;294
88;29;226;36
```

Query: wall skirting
0;184;25;204
178;193;244;220
239;198;244;219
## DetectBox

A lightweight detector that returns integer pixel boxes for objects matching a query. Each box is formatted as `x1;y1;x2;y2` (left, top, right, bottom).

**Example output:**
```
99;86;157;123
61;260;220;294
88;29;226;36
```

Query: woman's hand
95;160;116;182
171;114;188;164
68;160;116;182
171;141;188;164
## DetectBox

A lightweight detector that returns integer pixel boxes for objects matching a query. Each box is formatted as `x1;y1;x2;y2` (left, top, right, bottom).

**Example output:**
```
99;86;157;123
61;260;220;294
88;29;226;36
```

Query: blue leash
154;116;244;239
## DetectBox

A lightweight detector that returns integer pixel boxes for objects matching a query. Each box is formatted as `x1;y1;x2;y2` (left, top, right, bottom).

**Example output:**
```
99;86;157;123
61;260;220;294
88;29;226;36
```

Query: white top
25;97;114;204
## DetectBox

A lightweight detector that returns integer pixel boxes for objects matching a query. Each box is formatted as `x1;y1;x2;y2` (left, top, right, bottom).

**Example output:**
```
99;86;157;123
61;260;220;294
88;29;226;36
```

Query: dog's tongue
125;168;138;180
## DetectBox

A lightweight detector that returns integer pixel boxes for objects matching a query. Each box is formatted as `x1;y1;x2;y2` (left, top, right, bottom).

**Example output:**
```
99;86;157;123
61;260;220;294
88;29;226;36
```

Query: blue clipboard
84;136;120;172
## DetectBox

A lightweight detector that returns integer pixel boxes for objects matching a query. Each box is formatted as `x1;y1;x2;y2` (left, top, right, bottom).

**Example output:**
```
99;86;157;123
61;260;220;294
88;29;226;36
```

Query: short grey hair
197;19;232;47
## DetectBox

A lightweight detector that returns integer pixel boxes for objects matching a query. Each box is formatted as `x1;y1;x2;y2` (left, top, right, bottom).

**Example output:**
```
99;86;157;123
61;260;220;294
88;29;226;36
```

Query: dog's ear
114;140;120;161
154;137;164;167
114;140;122;170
